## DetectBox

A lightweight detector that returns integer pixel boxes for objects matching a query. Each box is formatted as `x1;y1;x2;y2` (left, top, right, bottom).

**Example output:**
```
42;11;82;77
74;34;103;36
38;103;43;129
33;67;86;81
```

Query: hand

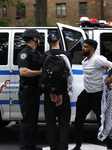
50;94;57;102
55;95;62;107
50;94;63;107
105;76;112;91
108;84;112;91
103;66;109;71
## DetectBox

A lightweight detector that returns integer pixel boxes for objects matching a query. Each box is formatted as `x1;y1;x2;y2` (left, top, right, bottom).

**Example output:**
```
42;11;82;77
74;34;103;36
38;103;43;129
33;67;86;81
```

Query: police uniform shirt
17;45;41;86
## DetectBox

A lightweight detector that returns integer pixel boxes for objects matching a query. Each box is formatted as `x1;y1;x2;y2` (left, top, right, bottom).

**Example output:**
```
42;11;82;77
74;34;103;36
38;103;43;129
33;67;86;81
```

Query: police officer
17;28;42;150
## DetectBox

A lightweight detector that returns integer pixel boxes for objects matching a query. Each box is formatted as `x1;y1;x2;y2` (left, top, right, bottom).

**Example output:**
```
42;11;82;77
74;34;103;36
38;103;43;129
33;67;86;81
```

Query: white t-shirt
82;54;112;93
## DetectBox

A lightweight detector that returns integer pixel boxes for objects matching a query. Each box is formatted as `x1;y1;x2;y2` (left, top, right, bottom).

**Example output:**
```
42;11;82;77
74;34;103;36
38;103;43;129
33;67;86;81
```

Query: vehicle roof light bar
77;18;112;28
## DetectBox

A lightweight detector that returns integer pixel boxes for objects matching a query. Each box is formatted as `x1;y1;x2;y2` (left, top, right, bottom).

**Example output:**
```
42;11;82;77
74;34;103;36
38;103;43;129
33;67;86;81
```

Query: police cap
48;33;59;43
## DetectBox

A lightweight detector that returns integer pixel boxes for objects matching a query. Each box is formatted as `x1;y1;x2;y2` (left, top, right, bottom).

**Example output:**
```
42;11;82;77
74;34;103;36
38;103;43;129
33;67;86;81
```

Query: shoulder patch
20;53;27;60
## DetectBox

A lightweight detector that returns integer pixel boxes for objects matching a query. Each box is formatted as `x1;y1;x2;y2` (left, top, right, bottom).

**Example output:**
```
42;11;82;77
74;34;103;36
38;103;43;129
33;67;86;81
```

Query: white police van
0;21;112;128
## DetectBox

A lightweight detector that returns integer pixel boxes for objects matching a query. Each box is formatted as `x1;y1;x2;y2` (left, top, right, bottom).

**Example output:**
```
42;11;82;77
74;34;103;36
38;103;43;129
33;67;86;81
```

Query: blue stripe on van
72;70;108;75
0;70;82;75
13;100;45;105
0;100;76;107
0;70;19;75
13;100;19;104
72;70;83;74
0;70;109;75
0;100;46;105
0;100;10;104
70;102;76;107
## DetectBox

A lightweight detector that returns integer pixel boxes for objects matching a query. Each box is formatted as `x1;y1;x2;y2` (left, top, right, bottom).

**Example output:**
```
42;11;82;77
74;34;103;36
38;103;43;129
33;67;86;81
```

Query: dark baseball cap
47;33;59;43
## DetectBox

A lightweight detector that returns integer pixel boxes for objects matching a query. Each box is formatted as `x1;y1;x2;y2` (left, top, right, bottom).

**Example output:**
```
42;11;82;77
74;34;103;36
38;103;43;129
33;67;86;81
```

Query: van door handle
10;98;13;105
10;68;13;73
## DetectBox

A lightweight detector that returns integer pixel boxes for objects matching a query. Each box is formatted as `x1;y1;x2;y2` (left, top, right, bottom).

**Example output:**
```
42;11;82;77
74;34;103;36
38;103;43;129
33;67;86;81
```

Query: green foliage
17;17;36;27
47;18;58;27
0;18;12;26
0;0;25;7
16;0;26;8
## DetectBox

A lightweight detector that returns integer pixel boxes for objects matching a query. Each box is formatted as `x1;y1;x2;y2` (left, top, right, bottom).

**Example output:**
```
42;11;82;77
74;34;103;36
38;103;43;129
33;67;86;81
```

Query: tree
101;0;105;20
35;0;47;26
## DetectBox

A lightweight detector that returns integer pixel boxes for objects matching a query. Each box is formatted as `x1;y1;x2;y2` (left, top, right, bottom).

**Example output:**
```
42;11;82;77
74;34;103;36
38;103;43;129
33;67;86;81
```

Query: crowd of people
17;28;112;150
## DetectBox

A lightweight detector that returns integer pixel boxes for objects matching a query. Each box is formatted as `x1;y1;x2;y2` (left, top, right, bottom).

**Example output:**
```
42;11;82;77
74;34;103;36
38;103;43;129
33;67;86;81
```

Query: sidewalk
43;143;106;150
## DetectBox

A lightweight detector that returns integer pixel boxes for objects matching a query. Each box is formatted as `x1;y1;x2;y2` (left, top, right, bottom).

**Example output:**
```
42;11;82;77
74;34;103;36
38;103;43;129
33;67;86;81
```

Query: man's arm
19;67;42;77
95;55;112;69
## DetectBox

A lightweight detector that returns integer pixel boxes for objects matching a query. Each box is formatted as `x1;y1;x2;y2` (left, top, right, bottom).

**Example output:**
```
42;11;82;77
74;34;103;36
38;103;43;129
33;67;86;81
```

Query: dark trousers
105;137;112;149
44;93;71;150
19;88;40;150
74;90;102;148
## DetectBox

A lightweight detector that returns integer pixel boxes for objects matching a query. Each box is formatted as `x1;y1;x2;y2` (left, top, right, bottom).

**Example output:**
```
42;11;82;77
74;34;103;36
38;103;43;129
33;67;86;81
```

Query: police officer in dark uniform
40;33;72;150
17;28;42;150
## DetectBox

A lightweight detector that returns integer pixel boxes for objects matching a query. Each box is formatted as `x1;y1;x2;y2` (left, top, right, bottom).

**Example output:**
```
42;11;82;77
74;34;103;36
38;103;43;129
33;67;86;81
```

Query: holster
19;80;29;99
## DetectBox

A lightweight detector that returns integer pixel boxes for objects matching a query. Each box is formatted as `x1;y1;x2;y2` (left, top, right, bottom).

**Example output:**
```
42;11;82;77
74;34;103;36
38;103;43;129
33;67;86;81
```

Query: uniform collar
26;45;35;52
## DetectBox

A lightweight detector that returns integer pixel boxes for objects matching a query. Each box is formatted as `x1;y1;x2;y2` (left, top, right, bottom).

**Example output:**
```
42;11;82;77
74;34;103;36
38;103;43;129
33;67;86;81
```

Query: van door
0;29;11;120
10;29;48;121
57;23;87;121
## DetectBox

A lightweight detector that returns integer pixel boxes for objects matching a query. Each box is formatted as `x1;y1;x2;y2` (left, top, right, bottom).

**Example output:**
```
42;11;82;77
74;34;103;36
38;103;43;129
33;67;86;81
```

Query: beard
82;50;90;56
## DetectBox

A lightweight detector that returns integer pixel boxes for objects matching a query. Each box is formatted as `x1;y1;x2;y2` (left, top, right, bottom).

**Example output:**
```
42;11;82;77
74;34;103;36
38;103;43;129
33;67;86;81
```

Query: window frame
56;3;66;18
3;5;7;16
16;5;26;19
79;2;87;16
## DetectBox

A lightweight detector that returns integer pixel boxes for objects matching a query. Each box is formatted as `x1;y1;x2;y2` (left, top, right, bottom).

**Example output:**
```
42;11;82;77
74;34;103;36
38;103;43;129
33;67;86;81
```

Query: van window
62;27;84;64
100;33;112;62
13;33;26;65
0;33;8;65
13;33;45;65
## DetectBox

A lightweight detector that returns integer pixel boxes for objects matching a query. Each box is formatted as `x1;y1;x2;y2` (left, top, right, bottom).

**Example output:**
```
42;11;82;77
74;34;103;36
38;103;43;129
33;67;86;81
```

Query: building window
56;3;66;17
79;2;87;16
3;6;7;16
16;6;25;19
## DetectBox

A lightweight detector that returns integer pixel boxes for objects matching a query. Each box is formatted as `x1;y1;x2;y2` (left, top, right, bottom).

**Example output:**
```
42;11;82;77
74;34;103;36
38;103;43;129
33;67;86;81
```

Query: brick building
47;0;112;26
0;0;36;26
0;0;112;27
